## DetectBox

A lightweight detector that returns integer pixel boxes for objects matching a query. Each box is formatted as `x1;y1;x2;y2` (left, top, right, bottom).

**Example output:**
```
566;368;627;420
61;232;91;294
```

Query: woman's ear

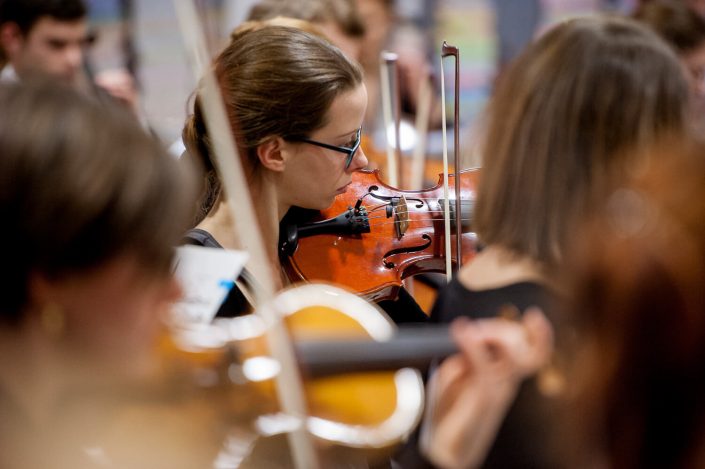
256;137;289;172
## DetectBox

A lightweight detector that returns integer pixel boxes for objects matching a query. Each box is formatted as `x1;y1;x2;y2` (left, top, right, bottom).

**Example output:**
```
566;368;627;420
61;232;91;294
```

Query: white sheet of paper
172;245;249;323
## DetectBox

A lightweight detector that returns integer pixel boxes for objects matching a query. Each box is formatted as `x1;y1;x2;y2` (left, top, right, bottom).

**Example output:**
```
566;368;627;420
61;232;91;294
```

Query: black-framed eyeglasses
291;128;361;169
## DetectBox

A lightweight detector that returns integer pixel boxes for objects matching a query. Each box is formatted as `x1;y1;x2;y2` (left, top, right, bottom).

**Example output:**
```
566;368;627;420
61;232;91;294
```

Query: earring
537;363;566;397
40;302;65;338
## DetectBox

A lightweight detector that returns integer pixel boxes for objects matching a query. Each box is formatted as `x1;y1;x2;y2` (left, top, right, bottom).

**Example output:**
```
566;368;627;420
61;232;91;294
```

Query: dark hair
0;0;86;34
563;139;705;468
182;25;362;222
634;0;705;53
248;0;365;38
0;82;195;323
474;15;689;267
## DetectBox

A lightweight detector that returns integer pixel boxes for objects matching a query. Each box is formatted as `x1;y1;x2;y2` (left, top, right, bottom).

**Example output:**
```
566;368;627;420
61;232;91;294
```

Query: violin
279;168;481;302
76;284;456;468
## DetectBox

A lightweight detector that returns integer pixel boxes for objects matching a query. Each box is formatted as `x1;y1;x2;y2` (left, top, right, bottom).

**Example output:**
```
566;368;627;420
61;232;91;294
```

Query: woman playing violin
182;24;428;322
402;15;691;469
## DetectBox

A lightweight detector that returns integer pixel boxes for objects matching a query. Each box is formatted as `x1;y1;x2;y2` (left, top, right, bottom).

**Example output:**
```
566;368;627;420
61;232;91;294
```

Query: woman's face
279;84;368;210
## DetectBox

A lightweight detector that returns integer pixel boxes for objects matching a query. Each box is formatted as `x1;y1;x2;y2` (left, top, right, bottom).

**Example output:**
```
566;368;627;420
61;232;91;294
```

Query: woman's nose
348;147;368;172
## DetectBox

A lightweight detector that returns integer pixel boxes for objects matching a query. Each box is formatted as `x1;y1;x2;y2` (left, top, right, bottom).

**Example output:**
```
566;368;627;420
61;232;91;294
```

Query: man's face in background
1;15;88;84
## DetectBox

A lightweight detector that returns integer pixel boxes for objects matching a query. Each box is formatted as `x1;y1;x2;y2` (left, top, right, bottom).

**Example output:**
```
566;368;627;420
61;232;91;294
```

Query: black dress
395;277;561;469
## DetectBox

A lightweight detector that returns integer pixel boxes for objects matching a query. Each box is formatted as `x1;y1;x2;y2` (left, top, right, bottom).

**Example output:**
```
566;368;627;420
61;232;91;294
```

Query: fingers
94;69;140;112
519;307;554;374
450;308;554;380
422;310;555;469
423;319;526;469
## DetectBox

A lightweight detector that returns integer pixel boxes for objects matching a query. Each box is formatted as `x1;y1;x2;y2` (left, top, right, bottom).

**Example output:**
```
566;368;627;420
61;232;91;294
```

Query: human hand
94;68;141;116
420;308;553;469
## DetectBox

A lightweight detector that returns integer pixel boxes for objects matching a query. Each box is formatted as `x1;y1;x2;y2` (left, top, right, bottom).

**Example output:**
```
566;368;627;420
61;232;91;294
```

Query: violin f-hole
382;234;433;268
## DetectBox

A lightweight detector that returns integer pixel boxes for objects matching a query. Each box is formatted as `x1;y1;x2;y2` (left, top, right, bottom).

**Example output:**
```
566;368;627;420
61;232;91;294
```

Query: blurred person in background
0;0;142;116
247;0;365;61
397;14;691;468
633;0;705;131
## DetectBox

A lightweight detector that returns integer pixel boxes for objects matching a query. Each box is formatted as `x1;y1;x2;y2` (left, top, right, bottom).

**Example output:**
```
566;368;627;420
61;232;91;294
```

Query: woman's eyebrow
334;128;360;139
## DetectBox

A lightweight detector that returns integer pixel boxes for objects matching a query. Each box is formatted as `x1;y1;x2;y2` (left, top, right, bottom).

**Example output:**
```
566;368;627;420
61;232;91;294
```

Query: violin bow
172;3;319;468
410;68;433;190
380;51;402;187
441;42;463;273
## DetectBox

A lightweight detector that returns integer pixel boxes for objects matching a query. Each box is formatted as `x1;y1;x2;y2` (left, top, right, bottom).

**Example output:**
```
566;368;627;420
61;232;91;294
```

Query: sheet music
172;245;249;323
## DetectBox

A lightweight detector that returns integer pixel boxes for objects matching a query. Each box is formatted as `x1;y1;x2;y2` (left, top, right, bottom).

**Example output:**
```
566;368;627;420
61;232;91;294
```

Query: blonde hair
232;17;326;40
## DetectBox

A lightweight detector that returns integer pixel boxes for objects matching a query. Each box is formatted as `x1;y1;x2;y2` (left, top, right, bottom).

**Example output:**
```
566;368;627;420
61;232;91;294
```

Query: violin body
164;284;428;455
280;169;481;301
65;285;432;468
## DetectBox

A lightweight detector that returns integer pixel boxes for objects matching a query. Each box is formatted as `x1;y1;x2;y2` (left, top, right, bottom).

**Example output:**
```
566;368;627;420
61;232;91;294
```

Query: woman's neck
197;177;288;288
0;318;68;424
458;244;547;291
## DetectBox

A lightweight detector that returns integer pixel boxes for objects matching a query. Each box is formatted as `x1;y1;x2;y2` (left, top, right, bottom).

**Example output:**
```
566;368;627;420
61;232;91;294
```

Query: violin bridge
394;195;409;238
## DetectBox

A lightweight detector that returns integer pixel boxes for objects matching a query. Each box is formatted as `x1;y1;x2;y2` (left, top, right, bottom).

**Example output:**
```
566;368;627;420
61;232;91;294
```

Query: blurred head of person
634;0;705;122
247;0;365;61
0;0;88;84
0;81;194;378
474;15;689;270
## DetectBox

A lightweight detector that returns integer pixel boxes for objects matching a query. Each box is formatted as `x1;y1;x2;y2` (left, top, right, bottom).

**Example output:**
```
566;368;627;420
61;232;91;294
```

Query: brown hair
634;0;705;53
563;139;705;468
247;0;365;38
233;17;327;39
473;15;689;267
0;81;195;323
182;25;363;223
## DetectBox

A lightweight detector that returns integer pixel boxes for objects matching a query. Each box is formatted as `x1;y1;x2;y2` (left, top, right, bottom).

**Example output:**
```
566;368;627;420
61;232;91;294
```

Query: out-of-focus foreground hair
0;81;195;323
563;138;705;468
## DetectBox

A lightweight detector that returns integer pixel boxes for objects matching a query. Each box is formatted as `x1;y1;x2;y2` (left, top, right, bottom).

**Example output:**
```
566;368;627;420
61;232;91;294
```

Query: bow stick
380;51;402;187
440;42;462;279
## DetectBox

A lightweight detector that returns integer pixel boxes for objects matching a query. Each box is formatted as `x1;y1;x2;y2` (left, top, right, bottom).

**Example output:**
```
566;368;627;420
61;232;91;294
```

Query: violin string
311;231;472;241
369;203;389;211
364;218;473;228
364;211;473;221
362;203;475;216
353;196;475;202
364;211;469;220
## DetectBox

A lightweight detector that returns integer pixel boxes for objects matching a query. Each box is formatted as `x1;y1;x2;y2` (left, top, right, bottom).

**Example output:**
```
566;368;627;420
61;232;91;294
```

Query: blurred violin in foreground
64;284;456;468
